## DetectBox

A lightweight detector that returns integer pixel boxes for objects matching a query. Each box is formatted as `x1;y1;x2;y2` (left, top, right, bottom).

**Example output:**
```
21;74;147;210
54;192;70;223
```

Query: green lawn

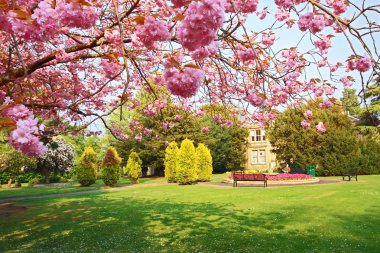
0;177;165;199
1;175;380;252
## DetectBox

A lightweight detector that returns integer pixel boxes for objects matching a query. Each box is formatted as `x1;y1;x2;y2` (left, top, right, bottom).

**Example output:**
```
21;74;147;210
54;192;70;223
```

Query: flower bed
266;173;312;181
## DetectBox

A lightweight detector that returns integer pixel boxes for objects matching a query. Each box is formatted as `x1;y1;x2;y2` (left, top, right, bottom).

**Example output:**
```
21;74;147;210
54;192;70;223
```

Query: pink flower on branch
316;122;327;133
164;67;205;98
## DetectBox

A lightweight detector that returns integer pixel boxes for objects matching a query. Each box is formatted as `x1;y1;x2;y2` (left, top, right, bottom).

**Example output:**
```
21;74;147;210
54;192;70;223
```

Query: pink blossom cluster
164;67;205;98
177;0;225;51
266;173;312;180
262;32;276;47
144;128;153;137
191;41;219;61
316;122;326;133
340;76;353;87
161;121;175;129
237;46;257;64
346;56;372;72
201;126;210;133
129;120;142;131
314;36;331;54
5;1;99;40
102;60;121;79
225;0;258;13
298;13;326;34
301;120;311;128
326;0;348;15
304;110;313;119
319;99;333;109
134;16;171;49
274;0;306;9
246;92;265;107
1;101;46;157
275;8;290;21
193;109;206;117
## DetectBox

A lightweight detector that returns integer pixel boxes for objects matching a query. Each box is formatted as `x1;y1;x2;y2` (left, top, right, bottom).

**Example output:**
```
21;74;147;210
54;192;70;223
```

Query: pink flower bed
267;173;313;181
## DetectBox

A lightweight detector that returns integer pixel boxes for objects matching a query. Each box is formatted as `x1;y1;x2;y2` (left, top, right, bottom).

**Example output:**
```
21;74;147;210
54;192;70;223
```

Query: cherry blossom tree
0;0;378;156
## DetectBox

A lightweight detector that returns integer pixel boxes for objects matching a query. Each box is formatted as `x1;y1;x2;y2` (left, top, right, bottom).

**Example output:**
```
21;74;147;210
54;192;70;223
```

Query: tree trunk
43;169;50;184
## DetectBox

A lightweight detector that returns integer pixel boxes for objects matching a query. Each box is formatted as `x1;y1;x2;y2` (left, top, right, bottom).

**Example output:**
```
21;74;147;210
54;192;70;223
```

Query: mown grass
0;175;379;252
0;177;165;199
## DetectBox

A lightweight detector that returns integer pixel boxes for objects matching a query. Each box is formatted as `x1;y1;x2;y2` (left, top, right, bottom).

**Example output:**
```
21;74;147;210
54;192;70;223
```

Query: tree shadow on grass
0;193;379;253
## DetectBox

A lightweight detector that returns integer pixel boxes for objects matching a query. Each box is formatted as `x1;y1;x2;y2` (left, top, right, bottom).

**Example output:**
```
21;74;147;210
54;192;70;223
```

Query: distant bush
77;147;97;186
176;139;198;184
125;152;142;183
164;141;179;183
196;143;213;182
28;177;41;186
101;147;122;186
0;172;42;184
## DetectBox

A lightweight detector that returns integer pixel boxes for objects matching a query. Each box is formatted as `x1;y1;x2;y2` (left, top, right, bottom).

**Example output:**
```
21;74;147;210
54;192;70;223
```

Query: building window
250;129;266;142
251;149;266;164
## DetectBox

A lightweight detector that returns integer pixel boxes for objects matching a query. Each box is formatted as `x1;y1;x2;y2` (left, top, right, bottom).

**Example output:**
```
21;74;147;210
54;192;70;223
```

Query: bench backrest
233;174;266;180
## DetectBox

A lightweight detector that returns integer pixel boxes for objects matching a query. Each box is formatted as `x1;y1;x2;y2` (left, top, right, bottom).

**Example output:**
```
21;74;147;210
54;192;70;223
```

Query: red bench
232;173;268;188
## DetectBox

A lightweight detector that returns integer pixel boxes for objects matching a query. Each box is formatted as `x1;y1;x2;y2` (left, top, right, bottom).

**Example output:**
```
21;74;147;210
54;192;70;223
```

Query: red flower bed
266;173;312;181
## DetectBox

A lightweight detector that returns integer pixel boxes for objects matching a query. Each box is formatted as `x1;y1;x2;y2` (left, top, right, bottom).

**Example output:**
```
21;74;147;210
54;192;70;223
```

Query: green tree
196;143;213;182
164;141;179;183
363;74;380;126
76;147;97;186
341;88;361;116
101;147;122;186
0;149;37;183
267;98;358;175
125;152;142;183
176;139;198;184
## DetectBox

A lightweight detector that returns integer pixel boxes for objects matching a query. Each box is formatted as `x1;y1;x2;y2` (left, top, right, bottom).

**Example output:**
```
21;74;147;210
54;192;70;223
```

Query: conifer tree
101;147;122;186
125;152;143;183
164;141;179;183
196;143;213;182
176;139;198;184
77;147;97;186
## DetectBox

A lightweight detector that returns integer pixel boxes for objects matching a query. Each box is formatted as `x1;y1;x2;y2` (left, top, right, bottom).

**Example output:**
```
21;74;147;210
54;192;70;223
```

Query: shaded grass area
1;175;380;252
0;177;165;199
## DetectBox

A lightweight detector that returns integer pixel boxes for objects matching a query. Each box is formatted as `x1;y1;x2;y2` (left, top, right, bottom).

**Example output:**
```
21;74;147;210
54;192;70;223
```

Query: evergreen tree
164;141;179;182
267;98;358;175
125;152;142;183
176;139;198;184
76;147;97;186
101;147;122;186
196;143;213;182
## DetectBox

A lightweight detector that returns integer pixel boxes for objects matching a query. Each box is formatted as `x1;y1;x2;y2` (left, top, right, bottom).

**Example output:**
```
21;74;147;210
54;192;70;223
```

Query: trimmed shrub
77;147;97;186
28;177;41;186
196;143;213;182
125;152;142;183
101;147;122;186
176;139;198;184
164;141;179;182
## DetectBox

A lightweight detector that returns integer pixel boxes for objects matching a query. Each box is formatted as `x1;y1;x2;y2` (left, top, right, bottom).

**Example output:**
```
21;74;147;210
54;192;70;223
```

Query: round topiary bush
76;147;97;186
101;147;122;186
176;139;198;185
125;151;142;184
164;141;179;183
196;143;213;182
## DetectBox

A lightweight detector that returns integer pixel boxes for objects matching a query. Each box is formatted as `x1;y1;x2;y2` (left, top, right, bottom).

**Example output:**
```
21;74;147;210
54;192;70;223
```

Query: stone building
244;124;276;172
